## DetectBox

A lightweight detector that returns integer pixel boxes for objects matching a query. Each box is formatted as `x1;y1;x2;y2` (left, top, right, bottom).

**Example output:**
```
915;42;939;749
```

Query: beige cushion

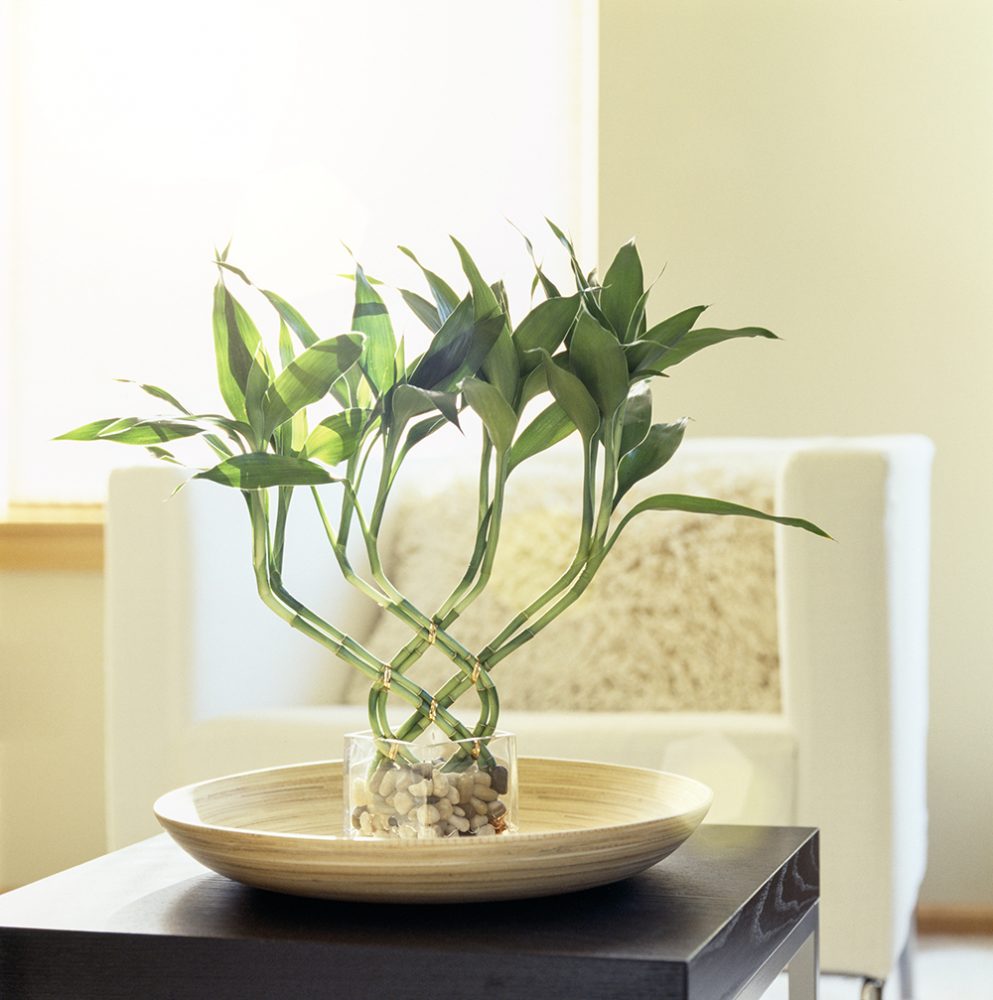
344;449;780;714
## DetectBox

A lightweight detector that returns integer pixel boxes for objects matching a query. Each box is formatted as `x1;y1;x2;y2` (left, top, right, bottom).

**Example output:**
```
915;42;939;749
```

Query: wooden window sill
0;504;105;571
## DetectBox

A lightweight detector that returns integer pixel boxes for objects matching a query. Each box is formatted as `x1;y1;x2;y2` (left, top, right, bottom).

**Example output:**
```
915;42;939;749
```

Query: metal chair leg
898;920;917;998
860;979;884;1000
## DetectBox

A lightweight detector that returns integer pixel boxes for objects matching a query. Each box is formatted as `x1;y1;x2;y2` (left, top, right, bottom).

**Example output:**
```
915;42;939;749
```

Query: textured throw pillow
343;449;781;714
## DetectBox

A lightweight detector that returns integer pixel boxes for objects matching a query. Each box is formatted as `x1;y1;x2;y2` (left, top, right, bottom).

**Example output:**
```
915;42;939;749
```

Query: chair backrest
338;437;791;713
105;434;933;981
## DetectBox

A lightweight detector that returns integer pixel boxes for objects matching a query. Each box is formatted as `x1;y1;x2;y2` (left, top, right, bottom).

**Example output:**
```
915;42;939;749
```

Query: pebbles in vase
350;758;512;840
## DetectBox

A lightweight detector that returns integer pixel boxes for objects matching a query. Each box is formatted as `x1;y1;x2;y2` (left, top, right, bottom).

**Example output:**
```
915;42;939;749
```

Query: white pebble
470;797;489;816
458;773;476;803
351;779;370;808
449;815;470;833
393;791;414;815
475;771;492;788
475;823;496;836
474;784;498;802
408;779;432;798
416;804;441;826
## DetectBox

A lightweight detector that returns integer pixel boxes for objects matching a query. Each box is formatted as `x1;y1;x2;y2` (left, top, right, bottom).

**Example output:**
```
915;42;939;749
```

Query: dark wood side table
0;825;818;1000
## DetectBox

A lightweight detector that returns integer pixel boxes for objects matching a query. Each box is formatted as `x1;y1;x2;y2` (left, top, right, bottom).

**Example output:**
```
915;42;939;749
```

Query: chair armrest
104;465;381;847
777;435;933;978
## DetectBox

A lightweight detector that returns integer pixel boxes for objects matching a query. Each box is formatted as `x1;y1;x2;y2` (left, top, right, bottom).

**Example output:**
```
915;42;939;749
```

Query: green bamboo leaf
619;383;653;456
114;380;192;415
463;376;518;454
215;260;252;285
393;338;406;383
508;401;575;472
302;408;365;465
275;321;307;455
116;382;236;457
451;237;519;401
532;349;600;440
408;295;472;388
55;417;123;441
510;221;561;299
210;257;320;353
651;326;779;373
624;304;709;372
56;417;206;446
545;219;611;327
146;445;181;465
600;239;643;342
277;319;295;368
518;364;548;410
389;384;461;431
336;271;386;285
352;261;397;396
490;279;510;319
172;413;253;442
409;297;503;391
614;419;687;506
545;217;586;291
261;290;318;349
609;493;831;547
195;453;339;489
212;282;261;421
399;413;448;459
444;315;507;389
399;246;460;321
568;309;630;417
113;422;200;446
513;293;581;373
400;289;442;333
245;348;271;444
623;279;657;345
262;334;363;440
105;418;211;446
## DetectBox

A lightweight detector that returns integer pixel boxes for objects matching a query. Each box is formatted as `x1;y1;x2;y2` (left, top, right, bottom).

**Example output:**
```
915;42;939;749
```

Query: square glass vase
344;730;518;841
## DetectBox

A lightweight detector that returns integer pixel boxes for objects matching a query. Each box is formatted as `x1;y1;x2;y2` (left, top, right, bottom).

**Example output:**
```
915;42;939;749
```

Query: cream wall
599;0;993;905
8;0;594;504
0;573;105;889
3;1;992;908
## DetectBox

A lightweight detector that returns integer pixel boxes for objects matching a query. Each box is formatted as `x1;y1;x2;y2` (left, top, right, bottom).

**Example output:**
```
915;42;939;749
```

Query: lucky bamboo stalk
60;224;830;764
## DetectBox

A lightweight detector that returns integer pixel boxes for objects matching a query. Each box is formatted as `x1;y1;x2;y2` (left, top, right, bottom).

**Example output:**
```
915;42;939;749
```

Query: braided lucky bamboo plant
61;223;827;837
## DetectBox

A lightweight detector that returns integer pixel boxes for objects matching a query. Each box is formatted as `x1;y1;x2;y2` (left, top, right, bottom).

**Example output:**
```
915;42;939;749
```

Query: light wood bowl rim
154;755;713;846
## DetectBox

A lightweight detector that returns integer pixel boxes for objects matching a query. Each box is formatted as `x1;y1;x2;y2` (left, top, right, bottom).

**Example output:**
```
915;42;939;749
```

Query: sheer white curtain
3;0;597;503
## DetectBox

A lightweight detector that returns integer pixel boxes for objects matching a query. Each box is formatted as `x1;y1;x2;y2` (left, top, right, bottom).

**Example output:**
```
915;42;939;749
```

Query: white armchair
105;434;932;993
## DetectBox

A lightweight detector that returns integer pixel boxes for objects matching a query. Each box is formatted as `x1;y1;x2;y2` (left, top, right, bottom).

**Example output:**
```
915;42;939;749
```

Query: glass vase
344;729;518;840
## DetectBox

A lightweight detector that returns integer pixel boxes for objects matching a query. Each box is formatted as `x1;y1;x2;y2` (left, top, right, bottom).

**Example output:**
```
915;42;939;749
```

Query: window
1;0;597;504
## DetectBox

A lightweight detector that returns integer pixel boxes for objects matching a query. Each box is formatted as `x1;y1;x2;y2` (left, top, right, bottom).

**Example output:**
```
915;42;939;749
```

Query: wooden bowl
154;757;712;903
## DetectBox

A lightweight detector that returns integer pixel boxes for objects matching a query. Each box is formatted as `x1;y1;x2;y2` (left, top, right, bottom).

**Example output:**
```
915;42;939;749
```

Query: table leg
787;919;819;1000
